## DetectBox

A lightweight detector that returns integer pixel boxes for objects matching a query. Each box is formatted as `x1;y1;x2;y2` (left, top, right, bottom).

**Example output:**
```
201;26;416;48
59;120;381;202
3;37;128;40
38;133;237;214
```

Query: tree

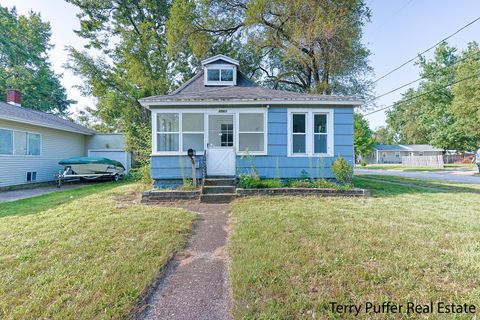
354;113;375;162
451;42;480;150
373;126;395;145
386;42;473;150
65;0;173;164
0;5;73;114
166;0;373;96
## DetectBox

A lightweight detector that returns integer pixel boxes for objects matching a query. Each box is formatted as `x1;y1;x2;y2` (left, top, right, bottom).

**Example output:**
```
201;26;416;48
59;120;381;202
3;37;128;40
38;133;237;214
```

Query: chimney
6;89;21;106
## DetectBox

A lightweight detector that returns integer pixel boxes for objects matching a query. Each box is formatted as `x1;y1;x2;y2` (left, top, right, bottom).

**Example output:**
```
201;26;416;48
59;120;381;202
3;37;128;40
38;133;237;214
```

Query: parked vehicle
57;156;125;187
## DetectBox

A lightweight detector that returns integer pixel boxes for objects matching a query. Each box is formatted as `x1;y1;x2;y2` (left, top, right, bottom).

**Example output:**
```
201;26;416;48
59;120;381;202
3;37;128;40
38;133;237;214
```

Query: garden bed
142;190;200;202
237;187;369;197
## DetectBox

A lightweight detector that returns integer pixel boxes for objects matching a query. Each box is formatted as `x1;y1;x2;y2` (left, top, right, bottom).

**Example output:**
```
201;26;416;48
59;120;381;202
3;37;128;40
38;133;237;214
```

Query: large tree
451;42;480;150
166;0;372;95
386;42;474;150
0;5;73;114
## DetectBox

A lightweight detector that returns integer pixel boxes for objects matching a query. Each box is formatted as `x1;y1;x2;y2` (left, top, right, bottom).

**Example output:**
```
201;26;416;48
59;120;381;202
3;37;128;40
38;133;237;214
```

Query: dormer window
202;54;239;86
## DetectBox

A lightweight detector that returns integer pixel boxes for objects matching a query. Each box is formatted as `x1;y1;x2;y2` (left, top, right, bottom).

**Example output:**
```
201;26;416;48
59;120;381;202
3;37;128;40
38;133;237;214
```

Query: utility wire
364;71;480;116
366;52;480;103
372;16;480;84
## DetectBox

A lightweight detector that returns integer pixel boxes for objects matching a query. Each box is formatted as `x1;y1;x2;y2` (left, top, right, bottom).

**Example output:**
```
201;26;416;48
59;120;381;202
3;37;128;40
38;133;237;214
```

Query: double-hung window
288;109;333;157
0;129;13;155
156;112;205;153
0;129;40;156
238;113;265;153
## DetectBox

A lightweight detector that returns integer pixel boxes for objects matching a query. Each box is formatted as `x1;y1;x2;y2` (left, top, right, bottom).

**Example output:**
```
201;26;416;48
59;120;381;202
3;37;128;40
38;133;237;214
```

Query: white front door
206;114;236;176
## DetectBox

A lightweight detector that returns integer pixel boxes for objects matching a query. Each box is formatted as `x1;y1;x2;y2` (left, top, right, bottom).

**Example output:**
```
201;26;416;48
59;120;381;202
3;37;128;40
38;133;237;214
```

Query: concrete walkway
0;183;90;203
136;203;232;320
356;168;480;184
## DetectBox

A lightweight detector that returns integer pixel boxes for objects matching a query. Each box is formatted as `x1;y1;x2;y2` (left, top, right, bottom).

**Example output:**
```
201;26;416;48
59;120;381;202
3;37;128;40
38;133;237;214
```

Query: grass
229;176;480;319
0;183;196;319
356;163;476;171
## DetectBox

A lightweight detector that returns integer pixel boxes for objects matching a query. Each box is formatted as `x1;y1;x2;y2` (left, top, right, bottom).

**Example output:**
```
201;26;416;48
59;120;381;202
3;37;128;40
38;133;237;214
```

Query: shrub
180;178;197;191
312;179;336;189
238;174;261;188
126;165;152;185
331;155;353;184
289;180;312;188
258;179;282;188
360;159;367;167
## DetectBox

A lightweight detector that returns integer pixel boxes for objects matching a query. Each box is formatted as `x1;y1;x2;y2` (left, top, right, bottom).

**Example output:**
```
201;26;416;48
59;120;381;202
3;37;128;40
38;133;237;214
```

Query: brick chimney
6;89;21;106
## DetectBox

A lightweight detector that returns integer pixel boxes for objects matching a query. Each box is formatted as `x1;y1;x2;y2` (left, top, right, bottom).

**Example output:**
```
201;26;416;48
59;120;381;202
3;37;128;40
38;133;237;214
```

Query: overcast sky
1;0;480;129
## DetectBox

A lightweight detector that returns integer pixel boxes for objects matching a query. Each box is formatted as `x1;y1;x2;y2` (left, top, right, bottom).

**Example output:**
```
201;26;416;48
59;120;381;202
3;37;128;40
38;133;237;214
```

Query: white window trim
287;108;334;157
204;64;237;86
151;108;267;156
0;127;42;157
26;171;37;183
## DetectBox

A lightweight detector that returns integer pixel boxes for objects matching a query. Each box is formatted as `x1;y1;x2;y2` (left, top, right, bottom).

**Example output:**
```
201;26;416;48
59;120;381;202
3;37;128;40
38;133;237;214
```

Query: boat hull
69;163;125;175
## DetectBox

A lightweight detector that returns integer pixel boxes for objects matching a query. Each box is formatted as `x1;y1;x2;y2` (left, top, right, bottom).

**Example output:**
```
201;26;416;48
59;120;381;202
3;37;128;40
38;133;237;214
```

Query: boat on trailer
57;156;125;187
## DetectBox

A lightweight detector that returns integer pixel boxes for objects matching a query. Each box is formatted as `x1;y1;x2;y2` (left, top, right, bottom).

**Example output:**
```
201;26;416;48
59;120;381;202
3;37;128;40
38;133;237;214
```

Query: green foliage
360;159;367;167
354;113;375;158
238;175;283;189
240;148;259;179
331;155;353;184
125;165;152;185
386;42;479;150
166;0;372;96
0;6;73;113
373;126;395;144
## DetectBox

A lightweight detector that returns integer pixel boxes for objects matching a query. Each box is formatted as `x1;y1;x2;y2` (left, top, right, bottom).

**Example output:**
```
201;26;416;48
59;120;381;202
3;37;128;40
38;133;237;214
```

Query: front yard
0;183;195;319
229;176;480;318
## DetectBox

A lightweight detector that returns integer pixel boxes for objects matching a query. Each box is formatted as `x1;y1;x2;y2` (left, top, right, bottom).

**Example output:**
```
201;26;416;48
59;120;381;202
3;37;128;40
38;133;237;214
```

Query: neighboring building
139;54;362;187
364;144;444;164
0;90;131;188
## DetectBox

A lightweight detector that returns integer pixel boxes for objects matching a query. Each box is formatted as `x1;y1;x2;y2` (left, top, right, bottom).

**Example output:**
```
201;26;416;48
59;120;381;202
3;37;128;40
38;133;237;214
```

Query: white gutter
139;99;363;109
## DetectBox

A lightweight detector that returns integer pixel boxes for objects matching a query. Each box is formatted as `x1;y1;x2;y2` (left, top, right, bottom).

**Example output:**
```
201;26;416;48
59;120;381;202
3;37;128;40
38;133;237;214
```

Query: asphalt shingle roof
139;71;362;104
374;144;443;152
0;101;96;135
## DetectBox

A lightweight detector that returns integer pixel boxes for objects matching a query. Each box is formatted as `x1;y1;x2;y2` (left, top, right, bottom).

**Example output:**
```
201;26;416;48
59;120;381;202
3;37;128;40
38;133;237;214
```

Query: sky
1;0;480;130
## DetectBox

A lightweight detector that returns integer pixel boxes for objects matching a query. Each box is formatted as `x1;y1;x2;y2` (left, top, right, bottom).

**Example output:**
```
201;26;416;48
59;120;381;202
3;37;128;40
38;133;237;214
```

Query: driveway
0;183;90;203
356;168;480;184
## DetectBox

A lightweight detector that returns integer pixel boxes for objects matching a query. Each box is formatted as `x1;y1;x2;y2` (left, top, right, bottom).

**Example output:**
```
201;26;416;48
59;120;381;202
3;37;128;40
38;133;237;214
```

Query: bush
180;178;197;191
238;174;261;188
126;165;152;185
360;159;367;167
257;179;282;188
312;179;336;189
289;180;312;188
331;155;353;184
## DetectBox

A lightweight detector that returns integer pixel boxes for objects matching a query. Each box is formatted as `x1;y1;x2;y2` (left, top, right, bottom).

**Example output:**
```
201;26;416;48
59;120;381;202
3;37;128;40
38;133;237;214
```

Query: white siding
0;119;87;187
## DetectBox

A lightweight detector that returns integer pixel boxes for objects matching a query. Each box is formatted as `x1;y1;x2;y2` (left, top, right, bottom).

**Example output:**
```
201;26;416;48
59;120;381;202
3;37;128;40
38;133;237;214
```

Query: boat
58;156;125;176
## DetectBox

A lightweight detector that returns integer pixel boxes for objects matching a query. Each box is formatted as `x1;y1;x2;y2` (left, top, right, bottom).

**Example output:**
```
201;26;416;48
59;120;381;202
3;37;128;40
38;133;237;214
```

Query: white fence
401;155;444;168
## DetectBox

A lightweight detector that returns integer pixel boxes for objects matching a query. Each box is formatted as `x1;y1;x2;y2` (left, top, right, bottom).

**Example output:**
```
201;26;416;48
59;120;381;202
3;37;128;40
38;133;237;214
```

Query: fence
401;155;444;168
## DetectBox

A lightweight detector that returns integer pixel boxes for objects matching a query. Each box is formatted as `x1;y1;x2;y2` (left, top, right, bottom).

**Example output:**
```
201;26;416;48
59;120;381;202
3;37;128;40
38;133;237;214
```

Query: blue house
139;55;361;188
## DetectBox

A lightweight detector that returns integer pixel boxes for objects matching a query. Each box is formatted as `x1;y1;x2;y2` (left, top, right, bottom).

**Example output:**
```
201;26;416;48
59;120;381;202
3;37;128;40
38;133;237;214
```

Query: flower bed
236;187;369;197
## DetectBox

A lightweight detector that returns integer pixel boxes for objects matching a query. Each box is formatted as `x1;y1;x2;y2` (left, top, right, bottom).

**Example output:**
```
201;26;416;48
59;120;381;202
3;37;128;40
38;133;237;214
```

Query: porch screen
182;113;204;151
239;113;264;152
157;113;179;152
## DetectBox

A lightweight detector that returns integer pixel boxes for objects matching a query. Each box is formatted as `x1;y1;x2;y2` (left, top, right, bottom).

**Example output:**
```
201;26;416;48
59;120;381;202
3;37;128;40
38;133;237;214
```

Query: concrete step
204;178;236;186
200;193;237;203
202;186;236;194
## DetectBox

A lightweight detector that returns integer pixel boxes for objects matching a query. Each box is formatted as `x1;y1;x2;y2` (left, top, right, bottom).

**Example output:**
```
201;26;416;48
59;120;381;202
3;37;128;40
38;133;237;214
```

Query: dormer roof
201;54;239;66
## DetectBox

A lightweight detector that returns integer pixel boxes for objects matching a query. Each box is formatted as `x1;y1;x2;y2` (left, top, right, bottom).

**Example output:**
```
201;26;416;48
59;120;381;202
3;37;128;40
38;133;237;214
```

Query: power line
373;15;480;84
363;71;480;117
366;52;480;103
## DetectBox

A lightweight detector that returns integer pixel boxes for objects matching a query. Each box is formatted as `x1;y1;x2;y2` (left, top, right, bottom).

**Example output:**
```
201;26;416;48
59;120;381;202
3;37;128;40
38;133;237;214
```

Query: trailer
56;167;121;188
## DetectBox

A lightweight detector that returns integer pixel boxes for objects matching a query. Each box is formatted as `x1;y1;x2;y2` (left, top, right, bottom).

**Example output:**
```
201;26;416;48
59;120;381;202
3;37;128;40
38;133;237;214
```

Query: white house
0;90;131;188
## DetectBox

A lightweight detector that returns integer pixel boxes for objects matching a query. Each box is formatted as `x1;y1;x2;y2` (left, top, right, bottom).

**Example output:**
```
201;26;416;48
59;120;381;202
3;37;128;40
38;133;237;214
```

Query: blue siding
151;106;354;182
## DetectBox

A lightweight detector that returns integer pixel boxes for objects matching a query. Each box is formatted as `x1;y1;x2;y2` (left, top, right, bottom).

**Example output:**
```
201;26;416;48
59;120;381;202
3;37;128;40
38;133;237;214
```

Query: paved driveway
356;168;480;184
0;183;90;203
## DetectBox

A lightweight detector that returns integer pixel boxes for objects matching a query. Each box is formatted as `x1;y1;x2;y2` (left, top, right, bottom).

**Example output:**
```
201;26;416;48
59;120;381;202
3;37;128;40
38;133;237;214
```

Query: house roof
201;54;239;66
0;101;96;135
374;144;443;152
139;70;363;107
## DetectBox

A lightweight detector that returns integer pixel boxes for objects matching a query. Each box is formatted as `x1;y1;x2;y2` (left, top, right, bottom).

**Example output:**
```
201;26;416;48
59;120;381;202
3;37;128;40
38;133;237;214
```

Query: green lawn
0;183;195;319
229;176;480;319
356;163;476;171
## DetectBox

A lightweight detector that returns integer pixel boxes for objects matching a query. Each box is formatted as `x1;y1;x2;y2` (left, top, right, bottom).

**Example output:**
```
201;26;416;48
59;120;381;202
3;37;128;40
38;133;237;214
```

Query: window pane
221;69;233;81
183;113;204;132
182;133;204;151
207;69;220;81
314;134;327;153
14;131;27;155
157;133;179;151
0;129;13;155
239;113;264;132
239;133;264;152
220;124;233;147
27;133;41;155
157;113;179;132
293;114;305;133
314;114;327;133
292;134;306;153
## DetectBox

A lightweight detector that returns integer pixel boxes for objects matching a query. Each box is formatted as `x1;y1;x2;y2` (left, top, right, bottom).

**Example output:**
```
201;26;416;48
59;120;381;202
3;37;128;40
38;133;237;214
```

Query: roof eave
139;98;363;108
0;115;96;135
